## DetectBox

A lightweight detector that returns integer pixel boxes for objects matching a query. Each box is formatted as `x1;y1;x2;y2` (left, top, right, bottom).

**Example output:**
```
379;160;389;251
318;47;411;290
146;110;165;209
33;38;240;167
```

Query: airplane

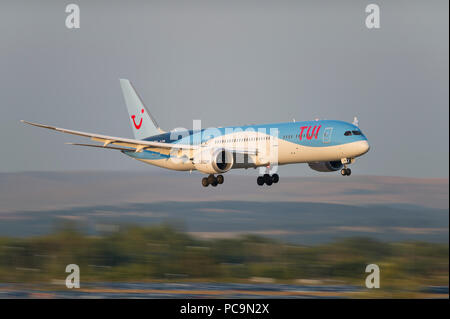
21;79;370;187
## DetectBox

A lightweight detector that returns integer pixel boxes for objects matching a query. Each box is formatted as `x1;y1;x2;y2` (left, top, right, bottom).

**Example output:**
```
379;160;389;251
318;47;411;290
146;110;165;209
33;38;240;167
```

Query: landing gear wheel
345;168;351;176
263;174;271;184
207;175;215;184
257;176;265;186
211;180;218;187
217;175;224;184
341;169;347;176
202;177;209;187
272;174;279;183
266;178;273;186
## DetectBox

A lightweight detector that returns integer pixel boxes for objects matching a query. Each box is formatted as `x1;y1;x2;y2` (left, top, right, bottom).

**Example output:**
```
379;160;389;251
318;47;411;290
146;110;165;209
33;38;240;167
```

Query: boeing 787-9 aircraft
22;79;370;187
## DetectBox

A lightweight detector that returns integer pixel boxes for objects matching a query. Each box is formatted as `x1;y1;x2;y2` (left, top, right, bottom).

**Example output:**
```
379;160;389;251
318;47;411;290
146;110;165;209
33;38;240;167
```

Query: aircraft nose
359;140;370;155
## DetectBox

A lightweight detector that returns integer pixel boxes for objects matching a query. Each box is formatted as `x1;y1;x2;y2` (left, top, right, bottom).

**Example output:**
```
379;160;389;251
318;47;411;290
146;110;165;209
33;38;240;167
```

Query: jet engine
193;148;234;174
308;161;343;172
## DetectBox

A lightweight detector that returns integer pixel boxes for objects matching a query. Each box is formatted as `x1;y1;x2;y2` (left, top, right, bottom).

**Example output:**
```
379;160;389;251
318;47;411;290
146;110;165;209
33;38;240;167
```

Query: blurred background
0;0;448;298
0;172;447;298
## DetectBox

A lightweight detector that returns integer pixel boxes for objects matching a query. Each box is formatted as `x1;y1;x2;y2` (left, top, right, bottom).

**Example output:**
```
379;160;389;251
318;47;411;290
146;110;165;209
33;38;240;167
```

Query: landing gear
257;174;279;186
202;174;224;187
257;176;265;186
272;174;279;183
207;175;215;184
340;158;353;177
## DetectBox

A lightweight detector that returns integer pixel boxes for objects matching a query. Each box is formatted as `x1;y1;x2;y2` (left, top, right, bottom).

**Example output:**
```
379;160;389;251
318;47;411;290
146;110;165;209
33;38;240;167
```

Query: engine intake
193;148;234;174
308;161;343;172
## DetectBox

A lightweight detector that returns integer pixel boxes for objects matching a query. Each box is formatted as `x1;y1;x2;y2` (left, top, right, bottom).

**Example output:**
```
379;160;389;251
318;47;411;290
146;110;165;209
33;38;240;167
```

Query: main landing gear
257;174;279;186
202;174;224;187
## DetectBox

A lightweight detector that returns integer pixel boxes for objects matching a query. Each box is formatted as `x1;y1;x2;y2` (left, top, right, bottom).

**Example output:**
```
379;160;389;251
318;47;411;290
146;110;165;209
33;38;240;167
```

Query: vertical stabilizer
119;79;163;139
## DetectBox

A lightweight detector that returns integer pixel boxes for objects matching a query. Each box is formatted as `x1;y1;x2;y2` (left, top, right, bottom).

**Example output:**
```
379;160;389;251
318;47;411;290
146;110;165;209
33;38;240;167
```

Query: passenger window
352;130;362;135
344;131;352;136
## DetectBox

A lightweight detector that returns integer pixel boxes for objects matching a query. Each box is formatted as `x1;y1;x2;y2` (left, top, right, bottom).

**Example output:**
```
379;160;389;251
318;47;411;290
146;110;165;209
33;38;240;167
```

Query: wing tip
20;120;56;130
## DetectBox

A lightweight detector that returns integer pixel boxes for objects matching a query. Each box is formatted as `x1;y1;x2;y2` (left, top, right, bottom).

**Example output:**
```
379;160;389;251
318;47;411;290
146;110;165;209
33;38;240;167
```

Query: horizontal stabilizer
65;143;135;151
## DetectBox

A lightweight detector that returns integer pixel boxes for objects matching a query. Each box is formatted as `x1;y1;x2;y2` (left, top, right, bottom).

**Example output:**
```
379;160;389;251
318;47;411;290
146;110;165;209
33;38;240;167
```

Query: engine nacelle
308;161;343;172
193;148;234;174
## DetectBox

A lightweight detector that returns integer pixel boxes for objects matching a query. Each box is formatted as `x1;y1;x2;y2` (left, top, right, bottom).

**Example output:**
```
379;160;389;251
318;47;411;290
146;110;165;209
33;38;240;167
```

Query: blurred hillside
0;172;448;244
1;172;448;212
0;200;448;244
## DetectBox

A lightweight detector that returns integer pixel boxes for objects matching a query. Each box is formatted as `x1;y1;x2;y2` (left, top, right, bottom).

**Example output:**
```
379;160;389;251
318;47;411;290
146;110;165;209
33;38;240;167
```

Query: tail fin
119;79;164;139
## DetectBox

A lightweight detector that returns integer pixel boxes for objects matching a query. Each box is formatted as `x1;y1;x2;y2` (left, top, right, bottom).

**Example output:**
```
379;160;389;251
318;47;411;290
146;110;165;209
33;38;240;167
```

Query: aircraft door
323;127;333;144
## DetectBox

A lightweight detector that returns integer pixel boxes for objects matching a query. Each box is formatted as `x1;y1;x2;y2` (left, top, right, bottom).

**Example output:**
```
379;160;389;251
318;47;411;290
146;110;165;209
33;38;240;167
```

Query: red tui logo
131;108;144;129
299;125;321;141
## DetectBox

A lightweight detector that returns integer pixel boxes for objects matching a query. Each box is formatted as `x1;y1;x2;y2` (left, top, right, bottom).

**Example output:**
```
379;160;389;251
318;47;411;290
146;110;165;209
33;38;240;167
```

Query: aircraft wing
21;120;196;152
21;120;259;155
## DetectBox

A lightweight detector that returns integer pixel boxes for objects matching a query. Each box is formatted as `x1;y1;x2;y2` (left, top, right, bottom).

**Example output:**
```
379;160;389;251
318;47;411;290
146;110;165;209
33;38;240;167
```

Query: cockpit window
352;130;362;135
344;131;352;136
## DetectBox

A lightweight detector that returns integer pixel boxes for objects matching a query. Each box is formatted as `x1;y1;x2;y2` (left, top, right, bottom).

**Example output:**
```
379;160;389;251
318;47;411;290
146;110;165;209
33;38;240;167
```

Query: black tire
266;178;273;186
201;178;209;187
257;176;265;186
264;174;271;183
272;174;279;183
211;180;218;187
346;168;351;176
341;169;347;176
217;175;224;184
207;175;215;184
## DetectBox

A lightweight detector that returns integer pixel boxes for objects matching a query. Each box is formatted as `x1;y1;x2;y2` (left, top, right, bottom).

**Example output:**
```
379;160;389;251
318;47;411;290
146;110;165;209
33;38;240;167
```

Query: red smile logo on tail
131;108;144;129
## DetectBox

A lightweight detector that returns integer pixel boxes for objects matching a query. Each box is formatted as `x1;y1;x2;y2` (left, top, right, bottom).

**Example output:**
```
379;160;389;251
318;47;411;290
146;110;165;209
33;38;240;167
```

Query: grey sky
0;0;448;178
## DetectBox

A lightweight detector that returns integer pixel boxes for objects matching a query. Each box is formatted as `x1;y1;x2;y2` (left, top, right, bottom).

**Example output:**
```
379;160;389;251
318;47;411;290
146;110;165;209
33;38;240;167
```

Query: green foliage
0;224;447;289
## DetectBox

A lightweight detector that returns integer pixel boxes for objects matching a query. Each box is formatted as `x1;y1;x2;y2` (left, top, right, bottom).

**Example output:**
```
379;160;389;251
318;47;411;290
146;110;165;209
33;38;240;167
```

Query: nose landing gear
257;173;279;186
340;158;353;176
340;167;352;176
202;174;224;187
